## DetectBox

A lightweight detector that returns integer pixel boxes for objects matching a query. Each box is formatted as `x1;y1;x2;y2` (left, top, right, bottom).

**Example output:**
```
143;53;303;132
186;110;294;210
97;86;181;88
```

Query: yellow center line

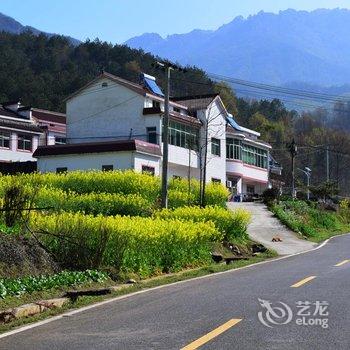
334;259;350;267
291;275;317;288
180;318;242;350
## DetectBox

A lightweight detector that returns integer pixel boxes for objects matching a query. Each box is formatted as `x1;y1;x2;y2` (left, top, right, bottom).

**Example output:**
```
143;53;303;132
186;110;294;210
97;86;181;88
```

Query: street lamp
297;167;312;200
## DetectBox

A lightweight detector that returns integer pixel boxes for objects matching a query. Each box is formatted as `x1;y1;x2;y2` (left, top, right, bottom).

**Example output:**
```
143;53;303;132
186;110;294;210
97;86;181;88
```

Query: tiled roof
65;72;188;109
33;139;162;157
172;94;218;111
169;111;202;126
32;108;66;124
0;114;43;133
0;106;21;118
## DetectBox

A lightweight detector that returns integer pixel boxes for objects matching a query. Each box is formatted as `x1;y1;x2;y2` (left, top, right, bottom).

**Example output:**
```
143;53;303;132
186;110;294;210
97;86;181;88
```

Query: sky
1;0;350;43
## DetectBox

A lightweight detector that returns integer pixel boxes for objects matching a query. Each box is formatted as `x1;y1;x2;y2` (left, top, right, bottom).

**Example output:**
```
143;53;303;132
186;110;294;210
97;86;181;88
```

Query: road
1;234;349;350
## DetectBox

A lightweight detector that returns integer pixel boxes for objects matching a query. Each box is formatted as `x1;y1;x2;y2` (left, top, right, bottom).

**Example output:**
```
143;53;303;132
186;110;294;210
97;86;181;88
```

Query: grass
0;251;276;334
271;200;350;243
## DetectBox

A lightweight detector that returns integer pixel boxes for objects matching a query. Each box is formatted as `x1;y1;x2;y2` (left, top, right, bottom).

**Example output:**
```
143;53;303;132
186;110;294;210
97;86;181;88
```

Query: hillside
0;31;214;111
126;9;350;88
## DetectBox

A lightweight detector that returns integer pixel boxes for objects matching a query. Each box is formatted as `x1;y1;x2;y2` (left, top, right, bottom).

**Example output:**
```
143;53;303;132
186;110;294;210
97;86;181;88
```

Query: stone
36;298;69;309
126;279;136;284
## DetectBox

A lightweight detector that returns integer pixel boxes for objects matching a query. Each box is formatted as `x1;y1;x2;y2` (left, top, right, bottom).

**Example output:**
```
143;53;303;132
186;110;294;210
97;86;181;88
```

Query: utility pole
157;62;171;209
288;139;298;199
154;61;186;208
326;145;330;182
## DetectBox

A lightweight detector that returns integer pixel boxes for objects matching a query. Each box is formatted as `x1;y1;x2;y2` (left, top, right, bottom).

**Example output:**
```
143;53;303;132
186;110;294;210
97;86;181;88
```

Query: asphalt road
1;234;349;350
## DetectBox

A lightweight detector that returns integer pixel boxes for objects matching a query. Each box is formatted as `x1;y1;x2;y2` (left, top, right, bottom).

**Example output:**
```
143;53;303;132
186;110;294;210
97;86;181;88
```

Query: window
167;121;198;150
55;137;66;145
173;107;180;113
152;100;160;109
211;138;221;156
56;167;67;173
101;82;108;87
102;165;113;171
226;138;241;160
241;144;268;169
17;134;32;151
146;127;158;144
0;131;10;149
142;165;155;175
212;178;221;183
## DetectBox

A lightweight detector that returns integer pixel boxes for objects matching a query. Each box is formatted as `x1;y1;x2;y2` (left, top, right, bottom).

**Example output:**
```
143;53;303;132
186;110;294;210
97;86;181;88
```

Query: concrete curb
0;298;70;324
0;285;132;324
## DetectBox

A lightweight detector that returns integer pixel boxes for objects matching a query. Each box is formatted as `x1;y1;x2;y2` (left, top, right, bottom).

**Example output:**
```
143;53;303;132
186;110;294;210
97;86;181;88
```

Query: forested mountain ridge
0;32;214;111
126;9;350;88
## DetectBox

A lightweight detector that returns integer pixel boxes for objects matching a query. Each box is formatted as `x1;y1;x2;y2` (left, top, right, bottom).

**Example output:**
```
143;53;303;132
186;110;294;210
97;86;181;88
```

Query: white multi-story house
0;101;67;174
0;101;42;163
34;71;273;198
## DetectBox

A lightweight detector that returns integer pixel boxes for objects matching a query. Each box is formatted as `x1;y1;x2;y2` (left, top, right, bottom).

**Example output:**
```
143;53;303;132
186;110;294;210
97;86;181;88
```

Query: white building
0;101;42;163
34;71;273;199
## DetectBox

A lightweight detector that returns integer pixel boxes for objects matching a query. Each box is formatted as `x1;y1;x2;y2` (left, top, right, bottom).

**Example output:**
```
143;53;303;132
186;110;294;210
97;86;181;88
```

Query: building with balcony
34;71;274;199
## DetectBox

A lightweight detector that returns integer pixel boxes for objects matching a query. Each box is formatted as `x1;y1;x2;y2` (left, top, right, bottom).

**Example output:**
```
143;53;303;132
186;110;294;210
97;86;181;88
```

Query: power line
208;73;350;103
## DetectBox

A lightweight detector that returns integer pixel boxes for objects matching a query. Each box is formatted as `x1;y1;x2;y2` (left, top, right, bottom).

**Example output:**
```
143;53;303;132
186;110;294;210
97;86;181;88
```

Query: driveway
227;202;316;255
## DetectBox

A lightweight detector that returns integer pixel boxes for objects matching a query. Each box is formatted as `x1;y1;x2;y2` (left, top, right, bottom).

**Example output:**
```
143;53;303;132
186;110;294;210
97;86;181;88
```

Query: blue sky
1;0;350;43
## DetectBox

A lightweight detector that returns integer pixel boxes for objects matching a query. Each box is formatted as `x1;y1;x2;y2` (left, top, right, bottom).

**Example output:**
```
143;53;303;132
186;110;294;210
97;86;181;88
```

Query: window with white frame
242;144;268;169
167;121;198;150
17;134;32;151
0;131;11;149
226;138;241;160
146;127;158;144
211;138;221;156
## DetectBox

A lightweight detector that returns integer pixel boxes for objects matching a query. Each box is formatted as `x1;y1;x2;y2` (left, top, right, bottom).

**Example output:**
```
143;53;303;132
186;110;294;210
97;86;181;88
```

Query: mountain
0;31;214;111
126;9;350;87
0;12;80;45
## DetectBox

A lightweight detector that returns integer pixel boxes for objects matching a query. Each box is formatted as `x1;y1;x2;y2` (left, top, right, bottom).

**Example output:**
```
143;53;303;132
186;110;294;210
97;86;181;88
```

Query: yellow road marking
291;276;316;288
180;318;242;350
334;259;350;267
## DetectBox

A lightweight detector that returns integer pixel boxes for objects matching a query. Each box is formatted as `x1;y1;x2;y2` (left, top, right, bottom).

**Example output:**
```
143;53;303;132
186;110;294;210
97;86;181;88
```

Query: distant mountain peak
125;8;350;87
0;11;80;45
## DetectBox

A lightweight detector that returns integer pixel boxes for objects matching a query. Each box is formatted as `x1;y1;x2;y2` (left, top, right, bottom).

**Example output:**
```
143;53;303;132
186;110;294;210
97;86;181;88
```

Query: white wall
134;153;161;176
198;99;227;184
168;163;200;180
37;151;160;174
226;160;268;183
168;144;199;168
66;78;162;144
0;132;39;162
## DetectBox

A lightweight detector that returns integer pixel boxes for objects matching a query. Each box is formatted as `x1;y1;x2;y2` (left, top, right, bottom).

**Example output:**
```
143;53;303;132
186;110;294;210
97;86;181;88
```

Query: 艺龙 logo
257;298;293;328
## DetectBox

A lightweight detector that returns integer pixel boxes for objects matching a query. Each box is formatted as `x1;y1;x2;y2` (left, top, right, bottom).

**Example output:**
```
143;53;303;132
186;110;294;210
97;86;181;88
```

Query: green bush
31;212;222;277
167;177;229;207
0;270;108;299
155;206;251;242
35;187;153;217
271;200;343;238
205;183;230;207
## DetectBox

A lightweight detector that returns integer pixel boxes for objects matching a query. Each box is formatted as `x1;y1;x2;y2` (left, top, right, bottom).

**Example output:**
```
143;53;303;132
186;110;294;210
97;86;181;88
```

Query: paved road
1;234;349;350
228;202;316;255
